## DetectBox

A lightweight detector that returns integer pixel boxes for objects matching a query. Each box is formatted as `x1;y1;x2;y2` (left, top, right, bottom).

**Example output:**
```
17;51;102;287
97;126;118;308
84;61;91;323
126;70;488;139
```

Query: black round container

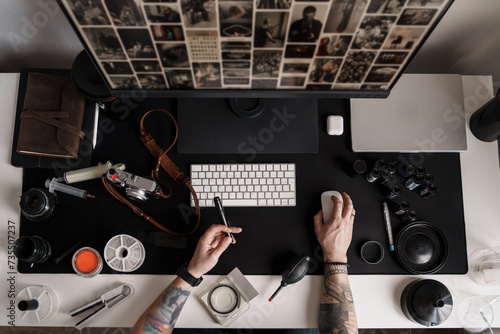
401;279;453;327
13;236;52;264
19;188;58;223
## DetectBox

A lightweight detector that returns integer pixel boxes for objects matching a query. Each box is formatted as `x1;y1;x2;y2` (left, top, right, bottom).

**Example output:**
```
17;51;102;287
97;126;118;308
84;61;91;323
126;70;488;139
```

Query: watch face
208;284;239;314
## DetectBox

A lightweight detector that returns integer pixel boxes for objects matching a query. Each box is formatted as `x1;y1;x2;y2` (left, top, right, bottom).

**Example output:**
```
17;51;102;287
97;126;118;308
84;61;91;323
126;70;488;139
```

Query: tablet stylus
214;196;235;243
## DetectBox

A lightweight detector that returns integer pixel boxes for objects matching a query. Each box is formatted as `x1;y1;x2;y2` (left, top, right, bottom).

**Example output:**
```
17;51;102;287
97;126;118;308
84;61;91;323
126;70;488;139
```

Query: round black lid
401;279;453;326
396;222;448;274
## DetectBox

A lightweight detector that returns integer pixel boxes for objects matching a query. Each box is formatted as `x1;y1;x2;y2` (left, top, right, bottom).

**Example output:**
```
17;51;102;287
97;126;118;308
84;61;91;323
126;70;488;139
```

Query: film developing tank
20;188;58;222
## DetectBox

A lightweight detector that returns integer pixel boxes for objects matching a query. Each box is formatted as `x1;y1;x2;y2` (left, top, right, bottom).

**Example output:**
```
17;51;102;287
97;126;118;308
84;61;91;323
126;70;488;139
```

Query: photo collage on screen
62;0;450;90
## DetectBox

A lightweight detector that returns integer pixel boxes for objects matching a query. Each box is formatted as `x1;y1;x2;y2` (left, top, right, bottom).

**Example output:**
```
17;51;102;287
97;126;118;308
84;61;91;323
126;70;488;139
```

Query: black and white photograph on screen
324;0;369;34
143;0;176;2
223;61;251;68
316;35;352;56
223;69;251;77
109;75;140;89
252;50;282;77
151;25;185;41
181;0;217;28
407;0;445;6
138;74;168;89
251;79;278;89
132;60;162;72
382;26;425;49
375;51;408;64
64;0;110;25
254;12;288;48
288;4;328;43
193;62;222;87
397;8;437;25
256;0;290;9
308;58;342;83
144;5;181;23
83;28;126;60
222;52;251;60
102;61;133;74
367;0;406;14
218;2;253;38
333;83;360;90
157;43;190;67
282;63;309;74
336;51;376;83
165;70;194;89
280;76;306;87
361;83;389;89
118;29;157;58
364;65;399;82
186;30;219;61
221;41;252;50
285;45;316;58
224;78;250;85
104;0;146;26
351;16;396;50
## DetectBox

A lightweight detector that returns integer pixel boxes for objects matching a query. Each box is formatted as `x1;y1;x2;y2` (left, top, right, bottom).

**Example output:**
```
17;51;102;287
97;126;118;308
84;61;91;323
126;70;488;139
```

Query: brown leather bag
16;72;85;159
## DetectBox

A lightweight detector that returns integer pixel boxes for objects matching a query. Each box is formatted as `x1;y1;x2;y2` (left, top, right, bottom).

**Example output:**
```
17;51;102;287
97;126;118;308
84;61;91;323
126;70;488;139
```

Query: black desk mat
18;98;468;275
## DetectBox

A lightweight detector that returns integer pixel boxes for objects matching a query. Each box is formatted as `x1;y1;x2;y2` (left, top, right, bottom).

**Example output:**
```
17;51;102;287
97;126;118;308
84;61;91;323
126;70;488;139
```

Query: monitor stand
176;97;319;155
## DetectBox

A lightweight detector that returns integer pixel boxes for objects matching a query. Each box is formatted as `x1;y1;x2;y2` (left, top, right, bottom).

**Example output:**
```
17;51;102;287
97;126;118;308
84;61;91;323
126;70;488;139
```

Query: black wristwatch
176;264;203;287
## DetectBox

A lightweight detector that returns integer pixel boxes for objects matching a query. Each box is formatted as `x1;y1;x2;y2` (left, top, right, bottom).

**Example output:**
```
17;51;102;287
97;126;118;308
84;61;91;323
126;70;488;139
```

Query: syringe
45;178;95;199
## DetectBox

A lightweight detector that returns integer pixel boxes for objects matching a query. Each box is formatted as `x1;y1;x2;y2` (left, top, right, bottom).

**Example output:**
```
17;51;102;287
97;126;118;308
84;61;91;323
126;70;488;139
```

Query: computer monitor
58;0;453;99
58;0;454;154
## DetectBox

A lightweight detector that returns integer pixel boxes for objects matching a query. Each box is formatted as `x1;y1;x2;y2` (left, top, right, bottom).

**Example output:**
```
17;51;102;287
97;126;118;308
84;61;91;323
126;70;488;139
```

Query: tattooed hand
187;224;243;278
313;192;355;263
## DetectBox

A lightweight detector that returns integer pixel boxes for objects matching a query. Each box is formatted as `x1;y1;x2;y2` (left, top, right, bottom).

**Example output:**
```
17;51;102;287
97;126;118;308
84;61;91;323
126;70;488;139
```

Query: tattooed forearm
143;287;191;333
319;267;358;334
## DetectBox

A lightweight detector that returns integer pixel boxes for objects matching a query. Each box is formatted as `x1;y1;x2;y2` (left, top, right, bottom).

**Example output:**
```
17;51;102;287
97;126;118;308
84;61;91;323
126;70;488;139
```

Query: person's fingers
200;224;233;244
210;236;232;258
229;226;243;234
341;192;354;219
331;196;343;223
313;210;323;236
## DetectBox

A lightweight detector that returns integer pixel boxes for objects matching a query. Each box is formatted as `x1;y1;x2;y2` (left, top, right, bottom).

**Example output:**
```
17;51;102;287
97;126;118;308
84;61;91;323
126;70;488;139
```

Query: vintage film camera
106;168;161;202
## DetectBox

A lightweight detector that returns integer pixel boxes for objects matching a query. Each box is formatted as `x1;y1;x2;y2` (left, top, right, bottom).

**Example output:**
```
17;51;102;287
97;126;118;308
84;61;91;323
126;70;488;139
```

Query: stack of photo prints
61;0;451;91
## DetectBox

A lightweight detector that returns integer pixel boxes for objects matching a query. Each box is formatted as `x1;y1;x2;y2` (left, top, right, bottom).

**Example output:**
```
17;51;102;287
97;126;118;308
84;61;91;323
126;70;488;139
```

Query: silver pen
214;197;235;242
382;202;394;251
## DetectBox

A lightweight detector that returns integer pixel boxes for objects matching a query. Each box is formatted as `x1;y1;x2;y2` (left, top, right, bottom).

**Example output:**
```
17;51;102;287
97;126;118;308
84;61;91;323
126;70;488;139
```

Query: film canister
421;174;433;187
419;183;439;198
403;210;419;222
385;184;402;199
387;161;398;174
404;174;423;190
350;159;367;177
379;169;391;184
415;165;426;176
398;164;415;178
374;159;387;170
366;168;381;183
394;201;410;215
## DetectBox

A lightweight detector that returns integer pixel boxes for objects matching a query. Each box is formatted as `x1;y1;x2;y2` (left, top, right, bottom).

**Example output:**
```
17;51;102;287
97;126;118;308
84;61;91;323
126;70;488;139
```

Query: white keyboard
190;163;296;207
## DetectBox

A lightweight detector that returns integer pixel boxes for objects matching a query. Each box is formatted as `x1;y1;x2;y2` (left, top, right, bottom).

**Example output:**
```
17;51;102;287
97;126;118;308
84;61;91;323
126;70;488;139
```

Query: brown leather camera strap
102;108;200;237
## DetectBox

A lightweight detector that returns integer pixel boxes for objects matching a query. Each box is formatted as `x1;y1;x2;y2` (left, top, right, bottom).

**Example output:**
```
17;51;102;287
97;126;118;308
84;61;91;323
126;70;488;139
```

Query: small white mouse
321;191;343;223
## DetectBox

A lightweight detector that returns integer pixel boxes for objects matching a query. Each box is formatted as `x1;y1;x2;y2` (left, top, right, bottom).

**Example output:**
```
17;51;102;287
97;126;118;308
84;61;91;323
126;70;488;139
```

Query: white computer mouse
321;191;343;223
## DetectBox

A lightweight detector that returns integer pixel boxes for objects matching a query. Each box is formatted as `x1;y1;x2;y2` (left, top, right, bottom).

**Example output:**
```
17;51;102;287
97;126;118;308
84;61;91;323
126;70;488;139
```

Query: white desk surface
0;73;499;329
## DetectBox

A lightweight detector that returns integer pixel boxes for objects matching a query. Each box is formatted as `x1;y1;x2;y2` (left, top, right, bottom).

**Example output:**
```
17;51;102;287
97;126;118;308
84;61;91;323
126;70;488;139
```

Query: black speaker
470;88;500;142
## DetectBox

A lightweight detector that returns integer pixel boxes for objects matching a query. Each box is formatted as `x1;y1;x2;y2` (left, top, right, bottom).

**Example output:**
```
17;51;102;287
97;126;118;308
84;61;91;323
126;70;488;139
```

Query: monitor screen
58;0;453;98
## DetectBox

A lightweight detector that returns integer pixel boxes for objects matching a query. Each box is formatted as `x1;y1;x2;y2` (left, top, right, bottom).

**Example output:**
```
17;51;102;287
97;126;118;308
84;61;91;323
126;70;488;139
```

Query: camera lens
13;236;52;264
20;188;58;222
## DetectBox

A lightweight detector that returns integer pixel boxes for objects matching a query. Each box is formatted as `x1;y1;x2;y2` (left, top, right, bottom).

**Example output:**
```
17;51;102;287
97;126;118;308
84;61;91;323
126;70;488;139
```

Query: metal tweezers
69;283;134;330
